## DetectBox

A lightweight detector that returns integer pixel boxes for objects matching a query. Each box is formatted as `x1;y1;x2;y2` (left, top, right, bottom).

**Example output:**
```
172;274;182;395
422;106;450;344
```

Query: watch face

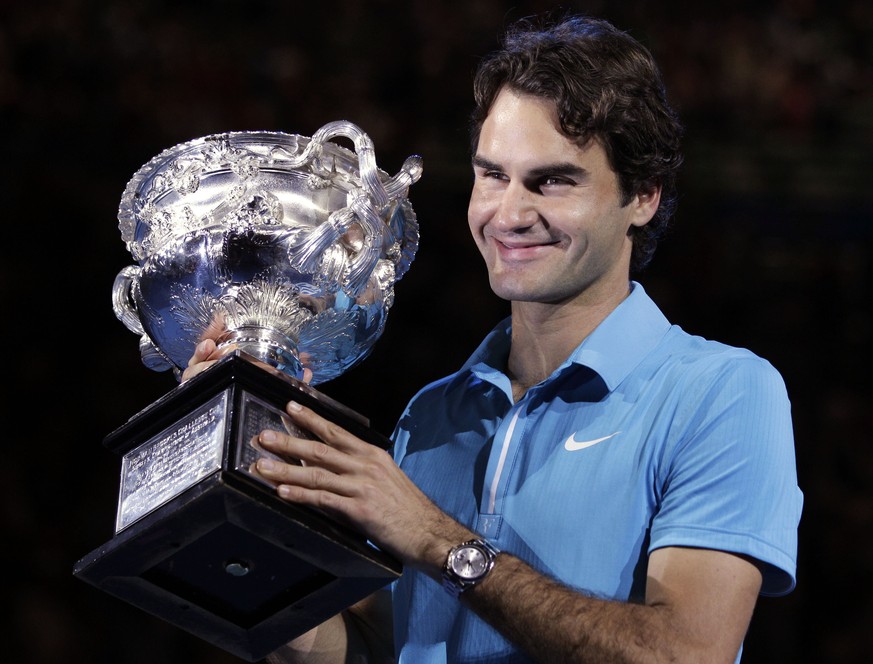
451;546;488;580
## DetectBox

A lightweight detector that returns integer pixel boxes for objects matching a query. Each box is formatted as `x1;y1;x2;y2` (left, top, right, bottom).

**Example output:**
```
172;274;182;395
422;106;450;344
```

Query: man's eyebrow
527;162;589;179
472;155;500;171
471;155;588;179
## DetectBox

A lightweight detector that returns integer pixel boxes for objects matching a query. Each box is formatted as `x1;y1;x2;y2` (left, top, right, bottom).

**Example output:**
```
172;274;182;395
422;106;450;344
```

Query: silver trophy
74;122;421;661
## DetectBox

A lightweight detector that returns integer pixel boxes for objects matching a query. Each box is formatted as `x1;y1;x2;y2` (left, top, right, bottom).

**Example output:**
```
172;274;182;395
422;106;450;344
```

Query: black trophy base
73;352;402;662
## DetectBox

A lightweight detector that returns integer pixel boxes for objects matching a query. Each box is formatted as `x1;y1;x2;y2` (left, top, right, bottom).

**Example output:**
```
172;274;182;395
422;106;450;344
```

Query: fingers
180;339;216;382
254;429;358;522
255;456;336;495
256;423;357;475
180;339;235;382
281;400;371;455
180;340;313;385
254;402;379;499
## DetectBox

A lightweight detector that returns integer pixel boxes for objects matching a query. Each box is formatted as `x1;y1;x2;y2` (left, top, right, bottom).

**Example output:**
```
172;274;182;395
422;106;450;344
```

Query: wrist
410;518;477;576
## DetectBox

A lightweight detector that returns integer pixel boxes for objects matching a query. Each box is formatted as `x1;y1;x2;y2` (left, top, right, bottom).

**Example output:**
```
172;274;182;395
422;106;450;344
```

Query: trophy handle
310;121;389;208
384;154;424;200
284;122;422;295
113;265;176;373
112;266;145;335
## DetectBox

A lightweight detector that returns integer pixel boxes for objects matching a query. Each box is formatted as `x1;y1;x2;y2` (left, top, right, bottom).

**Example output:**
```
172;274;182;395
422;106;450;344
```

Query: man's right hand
181;338;314;384
180;338;234;382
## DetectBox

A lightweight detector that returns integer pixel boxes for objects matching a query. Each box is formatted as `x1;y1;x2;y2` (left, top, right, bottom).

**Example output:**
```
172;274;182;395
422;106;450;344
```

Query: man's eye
542;176;573;186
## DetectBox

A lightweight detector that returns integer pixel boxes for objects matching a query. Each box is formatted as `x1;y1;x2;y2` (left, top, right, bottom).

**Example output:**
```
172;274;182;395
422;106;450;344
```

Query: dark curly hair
470;15;684;274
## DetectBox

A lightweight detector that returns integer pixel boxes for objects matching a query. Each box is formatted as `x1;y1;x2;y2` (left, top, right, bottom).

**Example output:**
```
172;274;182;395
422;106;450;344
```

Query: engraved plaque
117;391;229;531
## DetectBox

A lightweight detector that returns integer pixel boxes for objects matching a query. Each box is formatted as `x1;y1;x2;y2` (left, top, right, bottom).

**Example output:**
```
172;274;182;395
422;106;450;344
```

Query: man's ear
629;183;662;228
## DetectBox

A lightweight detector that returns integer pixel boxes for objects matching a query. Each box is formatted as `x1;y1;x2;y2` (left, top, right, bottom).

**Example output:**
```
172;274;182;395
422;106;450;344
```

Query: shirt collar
452;281;671;393
567;281;671;391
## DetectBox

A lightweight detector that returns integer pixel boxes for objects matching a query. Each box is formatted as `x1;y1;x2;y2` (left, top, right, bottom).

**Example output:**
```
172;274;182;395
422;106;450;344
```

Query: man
186;14;802;663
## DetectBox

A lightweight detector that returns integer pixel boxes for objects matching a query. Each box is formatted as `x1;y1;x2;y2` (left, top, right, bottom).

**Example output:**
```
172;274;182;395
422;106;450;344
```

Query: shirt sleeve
649;353;803;596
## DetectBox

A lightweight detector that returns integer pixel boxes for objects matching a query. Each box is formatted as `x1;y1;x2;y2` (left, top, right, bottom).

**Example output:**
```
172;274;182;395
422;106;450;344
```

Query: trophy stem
217;326;304;379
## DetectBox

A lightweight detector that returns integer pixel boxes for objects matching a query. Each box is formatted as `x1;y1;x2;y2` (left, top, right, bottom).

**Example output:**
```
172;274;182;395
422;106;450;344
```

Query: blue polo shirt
391;282;802;663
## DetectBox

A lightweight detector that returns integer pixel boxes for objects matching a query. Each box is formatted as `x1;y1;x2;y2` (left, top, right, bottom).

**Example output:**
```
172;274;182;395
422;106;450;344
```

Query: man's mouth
492;237;559;261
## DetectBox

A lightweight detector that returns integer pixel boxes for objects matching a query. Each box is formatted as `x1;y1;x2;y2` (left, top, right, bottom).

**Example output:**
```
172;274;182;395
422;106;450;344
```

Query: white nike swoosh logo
564;431;621;451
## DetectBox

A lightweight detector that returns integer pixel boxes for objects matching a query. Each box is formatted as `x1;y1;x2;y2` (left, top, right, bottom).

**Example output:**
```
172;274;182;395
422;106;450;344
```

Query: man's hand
180;339;313;384
179;337;472;572
253;400;473;573
180;338;233;382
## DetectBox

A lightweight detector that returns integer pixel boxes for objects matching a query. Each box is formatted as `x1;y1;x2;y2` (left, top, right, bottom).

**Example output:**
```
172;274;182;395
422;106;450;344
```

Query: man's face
468;87;658;306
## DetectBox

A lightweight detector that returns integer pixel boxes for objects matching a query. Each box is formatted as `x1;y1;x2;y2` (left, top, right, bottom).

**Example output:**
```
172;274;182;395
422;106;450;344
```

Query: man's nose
493;181;538;231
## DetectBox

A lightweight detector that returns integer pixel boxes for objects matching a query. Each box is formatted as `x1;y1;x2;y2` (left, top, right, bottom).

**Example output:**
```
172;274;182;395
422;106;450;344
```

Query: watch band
441;537;501;598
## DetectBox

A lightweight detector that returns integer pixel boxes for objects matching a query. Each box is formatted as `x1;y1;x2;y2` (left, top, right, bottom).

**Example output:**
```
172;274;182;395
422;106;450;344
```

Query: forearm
462;554;705;664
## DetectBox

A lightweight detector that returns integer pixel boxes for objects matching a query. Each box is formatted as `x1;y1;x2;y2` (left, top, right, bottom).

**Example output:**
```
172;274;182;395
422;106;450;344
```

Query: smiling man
185;14;802;664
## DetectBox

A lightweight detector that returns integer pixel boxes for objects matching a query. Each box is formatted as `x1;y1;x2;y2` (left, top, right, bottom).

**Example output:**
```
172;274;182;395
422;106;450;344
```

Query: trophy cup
73;122;422;661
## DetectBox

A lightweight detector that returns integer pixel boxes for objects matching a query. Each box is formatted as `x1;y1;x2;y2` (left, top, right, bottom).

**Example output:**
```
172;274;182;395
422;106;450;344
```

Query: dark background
3;0;872;662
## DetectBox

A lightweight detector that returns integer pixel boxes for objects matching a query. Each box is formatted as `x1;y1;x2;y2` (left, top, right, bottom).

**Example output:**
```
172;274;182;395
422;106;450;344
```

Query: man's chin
490;280;550;303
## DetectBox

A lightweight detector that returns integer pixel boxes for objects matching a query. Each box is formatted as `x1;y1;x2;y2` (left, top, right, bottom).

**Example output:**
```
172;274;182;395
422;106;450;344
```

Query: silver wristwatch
441;538;500;597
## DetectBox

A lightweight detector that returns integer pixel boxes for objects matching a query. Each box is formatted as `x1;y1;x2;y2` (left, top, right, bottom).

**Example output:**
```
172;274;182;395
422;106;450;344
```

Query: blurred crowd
2;1;871;662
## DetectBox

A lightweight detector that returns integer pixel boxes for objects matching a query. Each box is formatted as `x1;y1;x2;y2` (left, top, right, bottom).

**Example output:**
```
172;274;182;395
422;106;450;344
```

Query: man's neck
506;282;631;399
